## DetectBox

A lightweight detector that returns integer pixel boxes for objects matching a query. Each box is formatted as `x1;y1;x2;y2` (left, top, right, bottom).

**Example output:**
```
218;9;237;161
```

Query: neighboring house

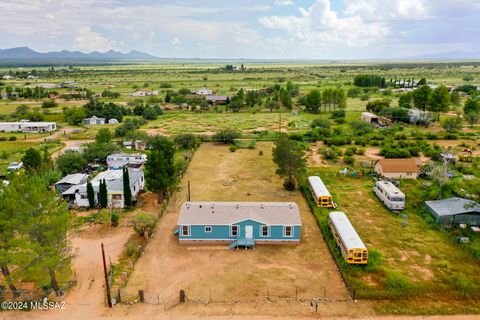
194;88;212;95
34;83;59;89
206;95;229;105
426;197;480;227
62;169;145;208
83;116;105;125
106;153;147;169
61;81;78;88
55;173;89;194
129;90;159;97
0;120;57;133
108;118;119;125
2;75;13;80
7;162;23;171
176;202;302;248
374;158;420;179
361;112;380;125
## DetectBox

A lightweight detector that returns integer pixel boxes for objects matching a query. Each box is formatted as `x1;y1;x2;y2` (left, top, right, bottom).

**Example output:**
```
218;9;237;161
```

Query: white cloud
171;37;182;48
260;0;390;47
275;0;294;6
73;26;112;52
344;0;430;21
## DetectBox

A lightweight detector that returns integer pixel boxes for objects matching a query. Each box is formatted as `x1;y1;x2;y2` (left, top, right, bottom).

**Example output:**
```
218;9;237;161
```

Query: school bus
308;176;333;208
328;211;368;264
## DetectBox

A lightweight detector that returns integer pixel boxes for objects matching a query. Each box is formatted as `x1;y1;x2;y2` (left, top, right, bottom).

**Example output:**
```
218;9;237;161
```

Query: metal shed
425;197;480;227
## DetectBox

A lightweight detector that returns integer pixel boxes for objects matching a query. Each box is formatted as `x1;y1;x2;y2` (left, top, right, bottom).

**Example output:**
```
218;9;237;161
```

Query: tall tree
145;136;176;202
87;180;95;208
99;179;108;208
305;89;322;114
123;167;132;207
429;85;450;116
21;148;42;171
272;134;306;190
95;128;112;144
412;85;432;110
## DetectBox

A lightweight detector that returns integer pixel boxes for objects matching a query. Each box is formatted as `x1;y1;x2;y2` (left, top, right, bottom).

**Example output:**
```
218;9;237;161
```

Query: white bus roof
308;176;331;198
376;180;405;197
329;211;366;250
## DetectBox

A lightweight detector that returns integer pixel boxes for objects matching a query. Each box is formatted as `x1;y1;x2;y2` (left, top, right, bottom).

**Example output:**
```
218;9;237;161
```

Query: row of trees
303;88;346;114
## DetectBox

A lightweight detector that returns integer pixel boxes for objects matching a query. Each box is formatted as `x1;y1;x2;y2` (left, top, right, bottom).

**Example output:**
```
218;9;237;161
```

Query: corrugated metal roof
308;176;331;198
426;197;480;217
56;173;88;186
329;211;366;250
177;202;301;226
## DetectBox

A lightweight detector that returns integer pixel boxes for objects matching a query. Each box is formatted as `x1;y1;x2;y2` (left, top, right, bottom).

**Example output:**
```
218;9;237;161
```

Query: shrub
310;118;331;129
111;211;120;227
174;133;199;149
133;213;157;237
229;145;238;152
8;136;16;141
343;155;355;165
356;147;366;155
212;129;241;144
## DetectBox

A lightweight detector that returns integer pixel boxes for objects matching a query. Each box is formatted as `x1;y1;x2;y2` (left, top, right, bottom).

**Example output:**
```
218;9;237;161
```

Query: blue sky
0;0;479;59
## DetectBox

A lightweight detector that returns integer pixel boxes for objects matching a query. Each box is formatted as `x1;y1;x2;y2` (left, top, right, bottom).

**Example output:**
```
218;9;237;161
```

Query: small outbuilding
426;197;480;227
361;112;380;124
83;116;105;125
108;118;119;124
177;202;301;248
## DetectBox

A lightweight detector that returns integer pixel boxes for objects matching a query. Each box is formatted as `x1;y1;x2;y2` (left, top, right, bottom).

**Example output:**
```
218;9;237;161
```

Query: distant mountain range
0;47;479;65
398;50;480;60
0;47;159;65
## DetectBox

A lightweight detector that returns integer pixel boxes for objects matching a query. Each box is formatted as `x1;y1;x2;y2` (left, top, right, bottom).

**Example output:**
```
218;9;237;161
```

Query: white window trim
181;225;190;236
284;226;294;237
260;225;270;237
230;225;239;237
204;226;212;233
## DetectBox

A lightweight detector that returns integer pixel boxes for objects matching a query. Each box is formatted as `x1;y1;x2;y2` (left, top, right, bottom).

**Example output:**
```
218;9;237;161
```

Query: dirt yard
117;142;350;316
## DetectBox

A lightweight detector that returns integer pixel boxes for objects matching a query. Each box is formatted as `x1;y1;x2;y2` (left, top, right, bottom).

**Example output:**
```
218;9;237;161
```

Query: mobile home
177;202;301;248
373;180;405;211
328;211;368;264
308;176;333;208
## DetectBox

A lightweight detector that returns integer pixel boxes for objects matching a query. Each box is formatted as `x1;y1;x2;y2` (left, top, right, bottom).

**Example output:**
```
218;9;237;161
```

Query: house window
181;226;190;236
407;172;412;176
80;194;88;199
205;226;212;233
112;194;122;200
230;225;239;237
261;225;269;237
284;226;293;237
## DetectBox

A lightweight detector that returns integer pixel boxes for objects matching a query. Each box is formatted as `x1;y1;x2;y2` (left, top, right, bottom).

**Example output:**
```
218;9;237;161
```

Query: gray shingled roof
56;173;88;186
426;197;480;217
177;202;301;226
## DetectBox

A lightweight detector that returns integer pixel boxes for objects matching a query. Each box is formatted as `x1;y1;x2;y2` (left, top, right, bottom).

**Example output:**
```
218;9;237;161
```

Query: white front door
245;225;253;239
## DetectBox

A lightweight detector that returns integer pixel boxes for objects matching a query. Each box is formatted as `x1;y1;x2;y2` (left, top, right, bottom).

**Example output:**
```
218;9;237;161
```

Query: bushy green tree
21;148;42;171
56;152;87;174
145;136;176;202
95;128;112;143
413;85;432;110
212;129;241;144
305;89;321;113
87;180;95;208
272;134;306;190
442;117;463;132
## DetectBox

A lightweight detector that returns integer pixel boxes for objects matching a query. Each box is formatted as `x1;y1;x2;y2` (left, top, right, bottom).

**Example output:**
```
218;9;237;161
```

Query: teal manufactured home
176;202;301;248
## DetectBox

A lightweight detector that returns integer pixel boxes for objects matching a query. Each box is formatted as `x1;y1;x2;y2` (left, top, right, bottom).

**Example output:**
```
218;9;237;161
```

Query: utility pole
101;243;113;308
187;181;191;202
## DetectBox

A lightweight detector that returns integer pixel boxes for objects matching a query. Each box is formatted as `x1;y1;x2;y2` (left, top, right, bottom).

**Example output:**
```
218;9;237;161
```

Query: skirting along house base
176;202;302;248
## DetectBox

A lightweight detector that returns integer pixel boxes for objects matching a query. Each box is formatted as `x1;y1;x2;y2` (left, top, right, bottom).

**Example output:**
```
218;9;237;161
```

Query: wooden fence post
179;290;185;303
117;288;121;303
139;290;145;303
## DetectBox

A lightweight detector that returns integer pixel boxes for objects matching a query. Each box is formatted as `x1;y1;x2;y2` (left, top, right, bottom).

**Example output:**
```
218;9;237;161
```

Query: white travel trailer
373;180;405;211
